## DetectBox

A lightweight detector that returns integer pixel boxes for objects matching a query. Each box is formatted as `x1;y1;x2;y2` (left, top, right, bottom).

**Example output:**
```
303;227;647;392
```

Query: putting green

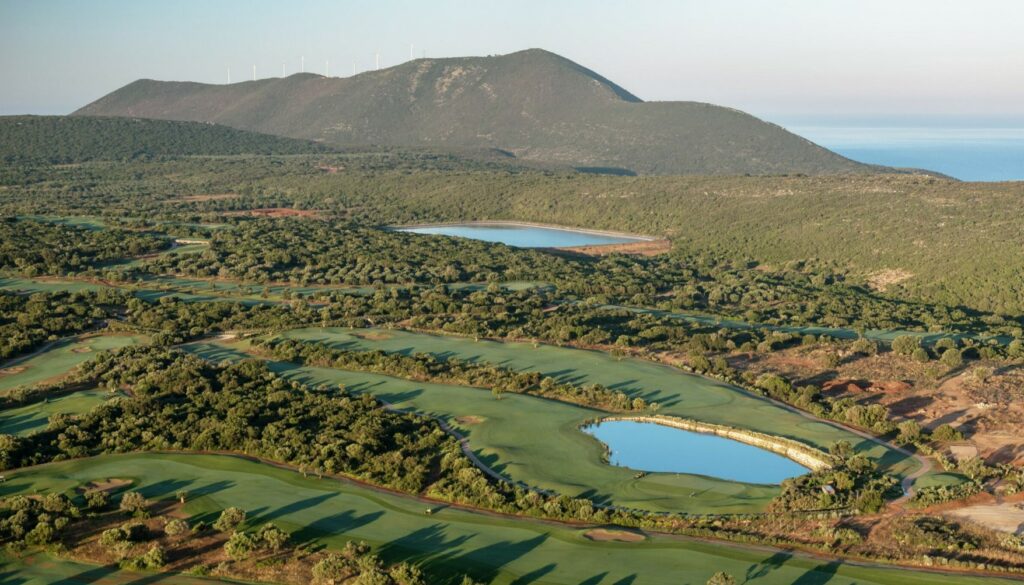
0;335;143;394
0;453;1010;585
275;328;921;480
186;341;779;514
0;388;118;436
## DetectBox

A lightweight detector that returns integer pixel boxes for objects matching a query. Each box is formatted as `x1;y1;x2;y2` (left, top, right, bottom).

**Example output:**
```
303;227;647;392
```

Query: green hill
0;115;332;162
73;49;873;176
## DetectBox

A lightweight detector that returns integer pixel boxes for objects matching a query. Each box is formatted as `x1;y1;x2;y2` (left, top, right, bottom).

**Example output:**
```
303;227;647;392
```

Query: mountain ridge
74;48;874;175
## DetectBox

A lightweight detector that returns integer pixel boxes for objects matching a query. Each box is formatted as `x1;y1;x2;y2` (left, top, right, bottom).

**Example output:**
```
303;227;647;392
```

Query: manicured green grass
0;388;117;436
275;328;922;480
914;472;972;490
187;341;778;514
0;335;143;394
1;453;1011;585
0;277;108;294
0;552;229;585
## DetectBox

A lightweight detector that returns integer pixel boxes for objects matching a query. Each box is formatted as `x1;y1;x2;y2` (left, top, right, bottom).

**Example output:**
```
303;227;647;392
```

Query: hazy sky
2;0;1022;124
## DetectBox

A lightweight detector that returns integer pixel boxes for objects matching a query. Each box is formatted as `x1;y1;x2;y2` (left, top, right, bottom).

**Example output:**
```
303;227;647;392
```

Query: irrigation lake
396;223;648;247
584;419;809;484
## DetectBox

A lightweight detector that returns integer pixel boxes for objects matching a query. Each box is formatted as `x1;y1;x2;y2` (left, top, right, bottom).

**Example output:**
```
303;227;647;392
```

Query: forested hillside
0;116;332;163
73;49;872;176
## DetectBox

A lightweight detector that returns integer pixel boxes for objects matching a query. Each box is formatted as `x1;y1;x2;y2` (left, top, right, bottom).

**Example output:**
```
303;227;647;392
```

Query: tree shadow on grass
291;509;385;544
743;550;793;583
380;526;549;585
247;491;339;526
377;523;475;567
791;560;842;585
442;533;550;585
510;563;557;584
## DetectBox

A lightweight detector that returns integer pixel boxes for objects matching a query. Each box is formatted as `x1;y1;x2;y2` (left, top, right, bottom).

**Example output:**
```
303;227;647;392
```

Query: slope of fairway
0;552;231;585
185;341;779;514
277;328;921;480
0;335;143;394
0;389;117;436
1;453;1009;585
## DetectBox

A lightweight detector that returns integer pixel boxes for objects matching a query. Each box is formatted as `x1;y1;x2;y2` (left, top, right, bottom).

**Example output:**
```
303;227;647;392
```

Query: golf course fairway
186;341;780;514
272;328;921;479
0;334;143;394
0;452;1011;585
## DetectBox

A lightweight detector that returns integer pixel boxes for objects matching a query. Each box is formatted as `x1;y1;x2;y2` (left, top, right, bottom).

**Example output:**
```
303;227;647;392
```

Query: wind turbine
282;62;286;77
227;65;231;84
301;55;305;73
375;51;380;70
252;64;256;81
325;60;329;77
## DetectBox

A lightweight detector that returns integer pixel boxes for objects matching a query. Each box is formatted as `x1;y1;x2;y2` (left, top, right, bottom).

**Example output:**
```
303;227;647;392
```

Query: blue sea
788;125;1024;182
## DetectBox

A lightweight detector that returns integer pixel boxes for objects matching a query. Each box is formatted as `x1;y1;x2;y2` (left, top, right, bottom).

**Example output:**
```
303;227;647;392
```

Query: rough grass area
0;335;142;394
0;388;118;436
1;453;1011;585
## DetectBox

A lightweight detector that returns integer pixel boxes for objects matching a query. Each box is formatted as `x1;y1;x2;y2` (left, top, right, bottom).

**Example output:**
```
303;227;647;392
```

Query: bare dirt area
177;193;240;202
583;528;646;542
455;415;485;425
557;238;671;257
732;345;1024;464
54;498;356;584
866;268;914;292
947;502;1024;535
222;208;324;219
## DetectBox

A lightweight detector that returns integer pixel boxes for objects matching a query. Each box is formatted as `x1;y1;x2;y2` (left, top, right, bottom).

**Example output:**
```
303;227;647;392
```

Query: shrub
164;518;189;536
940;348;962;369
213;507;246;532
224;531;257;560
932;424;964;443
119;491;149;518
892;335;920;356
84;489;110;510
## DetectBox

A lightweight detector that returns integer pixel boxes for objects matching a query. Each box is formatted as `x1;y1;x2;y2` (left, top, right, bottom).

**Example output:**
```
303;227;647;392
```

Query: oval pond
395;223;647;248
583;420;809;484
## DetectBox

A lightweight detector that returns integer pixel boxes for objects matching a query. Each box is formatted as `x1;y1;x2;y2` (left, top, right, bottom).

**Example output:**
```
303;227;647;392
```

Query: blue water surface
790;126;1024;181
396;224;644;248
583;420;809;485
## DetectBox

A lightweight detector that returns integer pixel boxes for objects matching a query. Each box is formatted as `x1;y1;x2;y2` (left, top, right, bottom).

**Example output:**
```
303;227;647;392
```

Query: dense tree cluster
0;493;79;549
0;115;332;164
143;220;572;286
0;289;127;359
0;218;169;276
0;347;452;493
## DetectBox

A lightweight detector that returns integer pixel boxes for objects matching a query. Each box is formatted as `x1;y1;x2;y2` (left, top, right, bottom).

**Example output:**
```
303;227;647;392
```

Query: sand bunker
0;366;28;376
71;347;93;354
456;415;485;425
78;478;133;493
353;331;394;341
583;528;646;542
